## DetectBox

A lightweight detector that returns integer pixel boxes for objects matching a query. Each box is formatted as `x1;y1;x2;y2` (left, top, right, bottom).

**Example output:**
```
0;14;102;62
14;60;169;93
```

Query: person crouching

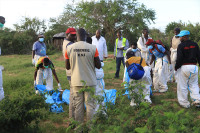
125;50;152;106
34;57;62;91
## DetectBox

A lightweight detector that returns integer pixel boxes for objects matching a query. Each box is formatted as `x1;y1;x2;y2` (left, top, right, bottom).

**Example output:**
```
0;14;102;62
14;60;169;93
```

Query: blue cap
176;30;190;37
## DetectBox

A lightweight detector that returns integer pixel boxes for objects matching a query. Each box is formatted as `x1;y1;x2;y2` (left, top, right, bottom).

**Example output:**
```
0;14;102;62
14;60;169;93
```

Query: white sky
0;0;200;32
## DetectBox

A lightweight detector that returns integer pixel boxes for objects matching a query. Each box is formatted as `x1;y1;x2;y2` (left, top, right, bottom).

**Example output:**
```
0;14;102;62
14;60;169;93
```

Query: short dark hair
43;58;49;64
126;50;135;59
117;31;122;35
0;16;5;24
86;37;92;44
174;28;180;33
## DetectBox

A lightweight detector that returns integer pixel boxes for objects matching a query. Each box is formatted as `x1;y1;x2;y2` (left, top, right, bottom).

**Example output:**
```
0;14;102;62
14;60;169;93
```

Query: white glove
34;80;36;87
0;65;4;70
32;59;35;65
169;64;173;71
58;83;63;91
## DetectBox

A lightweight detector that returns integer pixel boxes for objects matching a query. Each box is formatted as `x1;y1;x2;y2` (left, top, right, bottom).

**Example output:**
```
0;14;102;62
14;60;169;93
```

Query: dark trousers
115;57;125;77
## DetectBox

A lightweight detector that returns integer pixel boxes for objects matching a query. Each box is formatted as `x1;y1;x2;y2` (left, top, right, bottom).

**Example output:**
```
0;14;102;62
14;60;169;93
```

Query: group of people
32;27;108;124
118;28;200;109
1;14;200;125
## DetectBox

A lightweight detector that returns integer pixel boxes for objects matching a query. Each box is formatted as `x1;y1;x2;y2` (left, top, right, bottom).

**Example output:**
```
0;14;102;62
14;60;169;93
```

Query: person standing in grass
34;57;62;91
32;34;47;66
114;31;129;78
137;29;152;65
65;28;101;123
146;39;172;93
92;30;108;62
175;30;200;108
168;28;181;82
0;16;5;101
62;27;76;120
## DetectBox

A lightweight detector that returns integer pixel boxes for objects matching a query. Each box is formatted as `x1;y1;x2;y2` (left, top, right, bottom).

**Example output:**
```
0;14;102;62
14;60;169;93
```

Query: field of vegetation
1;52;200;133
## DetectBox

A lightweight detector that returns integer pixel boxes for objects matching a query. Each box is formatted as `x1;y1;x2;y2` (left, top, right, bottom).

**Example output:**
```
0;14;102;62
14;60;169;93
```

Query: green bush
0;90;48;133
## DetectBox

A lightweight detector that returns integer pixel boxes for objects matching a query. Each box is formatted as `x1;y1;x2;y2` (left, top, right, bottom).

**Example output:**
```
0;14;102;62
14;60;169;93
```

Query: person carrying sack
125;50;152;106
146;39;172;93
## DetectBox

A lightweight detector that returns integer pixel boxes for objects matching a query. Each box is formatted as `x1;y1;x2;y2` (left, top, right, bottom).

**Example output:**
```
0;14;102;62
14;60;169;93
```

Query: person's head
174;28;180;35
38;34;45;42
86;36;92;44
145;39;155;49
117;31;122;39
126;50;135;59
96;29;101;38
66;27;76;42
130;42;137;49
143;28;149;37
76;28;86;42
43;57;50;68
0;16;5;28
176;30;190;42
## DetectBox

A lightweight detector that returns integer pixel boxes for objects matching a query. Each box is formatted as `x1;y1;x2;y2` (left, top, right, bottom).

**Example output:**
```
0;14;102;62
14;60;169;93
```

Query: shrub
0;90;48;133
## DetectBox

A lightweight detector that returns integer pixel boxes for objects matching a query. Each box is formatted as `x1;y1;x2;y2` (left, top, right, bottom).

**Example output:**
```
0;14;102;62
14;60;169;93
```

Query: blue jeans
115;57;125;77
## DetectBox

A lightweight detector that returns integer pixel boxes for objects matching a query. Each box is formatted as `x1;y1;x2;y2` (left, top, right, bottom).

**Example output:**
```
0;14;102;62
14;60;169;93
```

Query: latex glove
0;65;4;70
58;83;63;91
169;64;173;71
34;80;36;87
32;59;35;65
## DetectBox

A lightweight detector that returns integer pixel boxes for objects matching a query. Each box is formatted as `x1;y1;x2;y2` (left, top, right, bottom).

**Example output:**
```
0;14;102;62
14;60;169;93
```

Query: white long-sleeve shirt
137;34;152;52
92;36;108;61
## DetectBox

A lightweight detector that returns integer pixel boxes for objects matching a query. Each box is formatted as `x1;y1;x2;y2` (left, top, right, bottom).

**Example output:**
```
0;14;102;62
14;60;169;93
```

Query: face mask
132;49;137;52
44;65;48;69
148;45;153;49
39;38;44;42
0;23;4;28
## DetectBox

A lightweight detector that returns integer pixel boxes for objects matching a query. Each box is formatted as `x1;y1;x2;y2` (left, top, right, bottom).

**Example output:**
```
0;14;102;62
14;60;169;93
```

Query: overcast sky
0;0;199;32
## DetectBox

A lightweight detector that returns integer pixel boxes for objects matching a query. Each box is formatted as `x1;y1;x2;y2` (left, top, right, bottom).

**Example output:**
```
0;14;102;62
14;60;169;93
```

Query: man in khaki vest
62;27;76;120
65;28;101;123
169;28;181;82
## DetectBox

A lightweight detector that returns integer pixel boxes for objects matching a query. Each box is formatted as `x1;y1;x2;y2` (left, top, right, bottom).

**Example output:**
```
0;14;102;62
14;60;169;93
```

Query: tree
56;0;155;50
13;17;46;34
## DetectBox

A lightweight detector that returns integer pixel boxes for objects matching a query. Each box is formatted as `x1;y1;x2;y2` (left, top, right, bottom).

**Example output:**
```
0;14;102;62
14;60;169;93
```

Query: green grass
1;52;200;132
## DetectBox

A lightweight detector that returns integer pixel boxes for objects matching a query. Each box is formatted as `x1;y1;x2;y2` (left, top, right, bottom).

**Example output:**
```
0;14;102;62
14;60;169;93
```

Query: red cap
66;28;76;34
146;39;155;45
155;40;163;45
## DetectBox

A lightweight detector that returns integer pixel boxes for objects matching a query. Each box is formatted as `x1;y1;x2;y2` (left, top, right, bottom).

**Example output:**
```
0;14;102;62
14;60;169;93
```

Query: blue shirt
149;45;165;58
32;41;46;56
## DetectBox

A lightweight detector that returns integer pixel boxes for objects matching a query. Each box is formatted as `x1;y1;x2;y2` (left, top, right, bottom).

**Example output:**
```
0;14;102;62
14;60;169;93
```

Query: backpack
149;40;169;54
127;58;145;80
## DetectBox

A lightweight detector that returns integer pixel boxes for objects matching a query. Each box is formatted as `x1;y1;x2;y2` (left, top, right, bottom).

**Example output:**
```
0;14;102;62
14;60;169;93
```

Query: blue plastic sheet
62;89;70;105
35;85;64;113
103;89;117;105
35;85;118;111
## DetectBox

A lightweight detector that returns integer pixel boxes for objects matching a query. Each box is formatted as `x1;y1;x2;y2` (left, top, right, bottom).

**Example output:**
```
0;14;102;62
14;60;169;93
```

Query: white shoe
130;100;137;106
180;104;190;108
192;100;200;107
159;89;167;93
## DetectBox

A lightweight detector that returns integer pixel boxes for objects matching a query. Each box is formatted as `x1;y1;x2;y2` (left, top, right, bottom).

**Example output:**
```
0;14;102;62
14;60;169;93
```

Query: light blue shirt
114;37;129;57
32;41;46;56
149;45;165;58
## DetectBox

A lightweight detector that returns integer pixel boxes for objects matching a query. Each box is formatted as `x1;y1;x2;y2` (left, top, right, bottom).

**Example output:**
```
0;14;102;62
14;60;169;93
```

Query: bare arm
32;50;35;59
126;62;129;67
34;69;38;81
65;59;70;70
150;55;155;65
164;50;171;64
52;69;60;83
94;57;101;69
